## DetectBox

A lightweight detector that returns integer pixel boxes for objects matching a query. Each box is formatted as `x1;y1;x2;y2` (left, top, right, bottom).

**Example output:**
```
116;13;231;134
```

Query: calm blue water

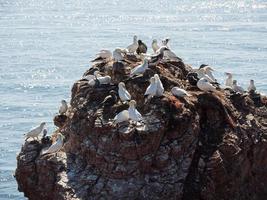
0;0;266;199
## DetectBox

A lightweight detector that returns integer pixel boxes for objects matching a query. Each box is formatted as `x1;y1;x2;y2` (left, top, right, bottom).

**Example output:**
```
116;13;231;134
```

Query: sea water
0;0;266;199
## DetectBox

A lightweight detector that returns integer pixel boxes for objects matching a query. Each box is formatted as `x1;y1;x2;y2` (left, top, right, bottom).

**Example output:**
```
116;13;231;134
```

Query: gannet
59;100;68;115
136;40;147;55
41;133;64;155
144;77;157;99
113;48;127;62
150;46;168;64
154;74;164;96
91;50;112;62
197;78;216;92
118;82;131;102
248;79;256;92
197;68;214;83
88;75;111;86
225;72;233;88
152;39;160;53
203;66;216;82
25;122;46;141
128;100;142;122
114;110;129;124
126;35;138;53
232;80;245;93
171;87;191;97
130;58;149;77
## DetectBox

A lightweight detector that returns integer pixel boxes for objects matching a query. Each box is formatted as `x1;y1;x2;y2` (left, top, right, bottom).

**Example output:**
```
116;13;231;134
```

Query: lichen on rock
15;53;267;200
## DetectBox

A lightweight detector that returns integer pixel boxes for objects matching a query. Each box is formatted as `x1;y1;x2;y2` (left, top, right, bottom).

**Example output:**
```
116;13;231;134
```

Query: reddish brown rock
15;56;267;200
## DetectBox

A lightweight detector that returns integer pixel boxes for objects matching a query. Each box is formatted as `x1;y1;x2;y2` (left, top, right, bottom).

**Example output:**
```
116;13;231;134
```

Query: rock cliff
15;55;267;200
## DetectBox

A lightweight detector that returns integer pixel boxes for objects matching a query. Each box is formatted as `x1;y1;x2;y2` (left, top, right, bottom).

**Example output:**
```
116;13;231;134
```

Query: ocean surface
0;0;266;199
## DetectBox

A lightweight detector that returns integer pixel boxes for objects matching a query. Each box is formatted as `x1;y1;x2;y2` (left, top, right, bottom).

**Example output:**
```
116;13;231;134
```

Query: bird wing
26;126;41;137
127;43;138;53
130;64;142;75
114;110;129;123
119;88;131;101
206;71;216;82
164;50;181;61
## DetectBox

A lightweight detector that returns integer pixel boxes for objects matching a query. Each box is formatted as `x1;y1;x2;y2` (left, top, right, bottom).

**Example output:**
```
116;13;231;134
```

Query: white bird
88;75;111;86
203;66;216;82
152;39;160;53
247;79;256;92
83;71;100;81
154;74;164;96
128;100;142;122
197;78;217;92
232;80;245;93
144;77;157;98
126;35;138;53
25;122;46;141
225;72;233;88
113;48;127;62
130;58;149;77
91;50;112;62
114;110;129;124
171;87;191;97
197;68;214;83
41;133;64;155
59;100;68;115
118;82;131;102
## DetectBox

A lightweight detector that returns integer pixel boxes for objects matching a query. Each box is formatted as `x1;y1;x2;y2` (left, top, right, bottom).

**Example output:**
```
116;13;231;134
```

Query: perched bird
130;58;149;77
248;79;256;92
150;46;168;63
197;68;214;83
152;39;160;53
127;35;138;53
154;74;164;96
88;75;111;86
59;100;68;115
101;90;117;107
114;110;129;124
186;72;199;86
225;72;233;88
136;40;147;55
203;66;216;82
91;50;112;62
144;77;157;99
113;48;127;62
197;78;217;92
24;122;46;141
41;133;64;155
171;87;191;97
232;80;245;93
162;47;182;62
118;82;131;102
162;38;170;47
128;100;142;122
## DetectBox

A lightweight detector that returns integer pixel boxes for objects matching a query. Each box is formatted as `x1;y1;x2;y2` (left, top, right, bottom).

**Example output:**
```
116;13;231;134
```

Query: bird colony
23;35;266;156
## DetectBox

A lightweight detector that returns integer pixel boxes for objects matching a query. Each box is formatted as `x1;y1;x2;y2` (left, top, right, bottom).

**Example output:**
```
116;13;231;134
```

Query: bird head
40;122;46;127
233;80;237;85
118;82;126;88
152;39;157;43
129;100;137;107
150;77;156;83
133;35;137;42
154;74;160;81
225;72;232;77
61;100;67;104
250;79;254;84
138;40;142;45
162;38;170;45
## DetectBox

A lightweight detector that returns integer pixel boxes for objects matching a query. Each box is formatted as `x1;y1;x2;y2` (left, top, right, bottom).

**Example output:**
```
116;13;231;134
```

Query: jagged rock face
15;58;267;200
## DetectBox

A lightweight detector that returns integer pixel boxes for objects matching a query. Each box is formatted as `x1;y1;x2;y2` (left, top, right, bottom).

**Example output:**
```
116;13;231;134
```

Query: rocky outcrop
15;55;267;200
